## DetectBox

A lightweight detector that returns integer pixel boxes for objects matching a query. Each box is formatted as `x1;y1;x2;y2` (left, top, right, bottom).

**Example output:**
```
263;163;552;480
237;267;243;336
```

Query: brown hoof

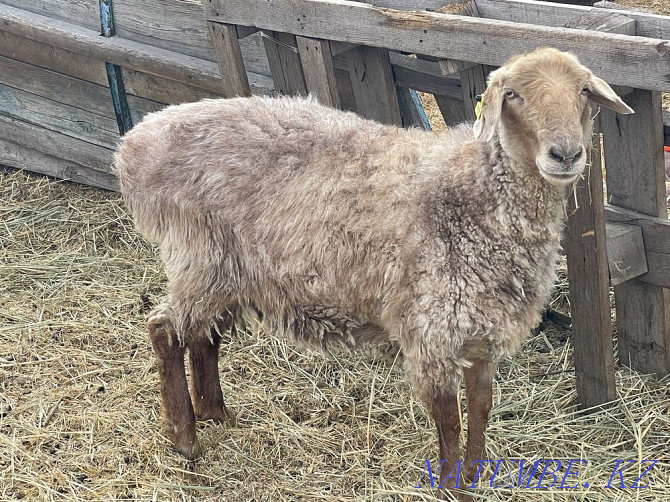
172;433;200;461
164;420;200;460
194;403;237;426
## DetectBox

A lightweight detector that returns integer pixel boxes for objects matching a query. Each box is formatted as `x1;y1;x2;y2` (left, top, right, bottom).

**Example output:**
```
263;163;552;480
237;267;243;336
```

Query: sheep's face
474;48;634;186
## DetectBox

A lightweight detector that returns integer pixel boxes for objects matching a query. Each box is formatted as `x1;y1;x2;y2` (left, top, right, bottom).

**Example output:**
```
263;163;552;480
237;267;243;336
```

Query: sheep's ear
587;76;634;115
474;68;506;141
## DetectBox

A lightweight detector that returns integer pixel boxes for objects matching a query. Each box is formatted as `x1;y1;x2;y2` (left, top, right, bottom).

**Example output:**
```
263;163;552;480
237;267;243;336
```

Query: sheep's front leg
189;328;236;425
431;391;467;500
463;358;493;484
148;309;199;460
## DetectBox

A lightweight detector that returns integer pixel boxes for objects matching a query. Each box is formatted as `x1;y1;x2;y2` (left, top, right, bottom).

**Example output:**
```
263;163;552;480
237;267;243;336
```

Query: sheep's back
114;96;428;323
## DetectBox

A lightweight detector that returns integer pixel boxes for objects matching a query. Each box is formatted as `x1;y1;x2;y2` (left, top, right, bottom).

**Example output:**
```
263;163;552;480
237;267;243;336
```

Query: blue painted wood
409;88;431;131
396;86;431;131
99;0;133;135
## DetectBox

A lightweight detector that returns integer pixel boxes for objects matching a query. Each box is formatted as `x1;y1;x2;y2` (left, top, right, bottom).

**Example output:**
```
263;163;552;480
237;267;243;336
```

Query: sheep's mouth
536;157;585;185
539;170;581;184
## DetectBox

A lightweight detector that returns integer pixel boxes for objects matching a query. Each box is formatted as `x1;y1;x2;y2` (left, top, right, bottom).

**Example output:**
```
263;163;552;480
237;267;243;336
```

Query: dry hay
615;0;670;15
1;166;669;502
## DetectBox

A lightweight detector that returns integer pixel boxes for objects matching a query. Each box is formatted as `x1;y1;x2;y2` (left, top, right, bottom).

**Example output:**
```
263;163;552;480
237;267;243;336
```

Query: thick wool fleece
115;95;564;399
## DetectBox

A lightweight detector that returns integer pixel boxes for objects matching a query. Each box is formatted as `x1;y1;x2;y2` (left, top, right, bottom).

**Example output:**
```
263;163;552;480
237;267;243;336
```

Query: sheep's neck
487;138;566;241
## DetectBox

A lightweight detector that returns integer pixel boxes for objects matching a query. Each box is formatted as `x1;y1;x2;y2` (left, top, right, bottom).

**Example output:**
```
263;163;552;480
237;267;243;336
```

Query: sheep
114;47;633;496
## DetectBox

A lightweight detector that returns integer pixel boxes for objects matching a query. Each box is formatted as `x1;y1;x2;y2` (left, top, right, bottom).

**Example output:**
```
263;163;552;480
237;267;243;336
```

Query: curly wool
114;94;564;397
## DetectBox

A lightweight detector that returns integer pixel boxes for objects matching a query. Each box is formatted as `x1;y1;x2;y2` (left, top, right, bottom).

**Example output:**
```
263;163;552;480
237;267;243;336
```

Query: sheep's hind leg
148;304;199;460
189;315;237;426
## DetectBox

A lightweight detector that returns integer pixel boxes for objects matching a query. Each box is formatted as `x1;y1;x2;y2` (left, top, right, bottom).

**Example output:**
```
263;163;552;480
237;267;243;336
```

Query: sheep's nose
549;146;583;164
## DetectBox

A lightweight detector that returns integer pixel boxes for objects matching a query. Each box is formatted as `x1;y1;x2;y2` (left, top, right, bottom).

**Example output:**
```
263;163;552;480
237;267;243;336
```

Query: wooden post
206;21;250;97
296;36;340;108
435;0;489;122
562;11;635;408
601;89;670;376
262;31;307;96
344;46;402;125
565;123;617;407
396;87;431;130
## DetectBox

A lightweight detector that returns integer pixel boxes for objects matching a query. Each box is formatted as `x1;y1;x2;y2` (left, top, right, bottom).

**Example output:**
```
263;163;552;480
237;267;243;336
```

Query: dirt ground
1;2;670;502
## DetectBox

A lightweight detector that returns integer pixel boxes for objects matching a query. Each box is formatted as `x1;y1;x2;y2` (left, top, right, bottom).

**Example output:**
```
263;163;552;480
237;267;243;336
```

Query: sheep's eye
581;86;590;96
505;90;518;100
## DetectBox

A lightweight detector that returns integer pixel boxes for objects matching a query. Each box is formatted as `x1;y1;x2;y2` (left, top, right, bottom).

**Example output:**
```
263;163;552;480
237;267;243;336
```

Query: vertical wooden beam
396;87;431;130
262;31;307;96
334;67;357;112
458;65;488;122
435;1;489;122
562;11;634;408
296;36;340;108
601;89;670;376
207;21;250;97
432;95;467;126
565;124;617;407
344;46;402;125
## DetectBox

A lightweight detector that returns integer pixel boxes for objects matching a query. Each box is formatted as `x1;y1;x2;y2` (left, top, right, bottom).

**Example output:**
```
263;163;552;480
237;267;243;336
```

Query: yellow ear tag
474;93;485;119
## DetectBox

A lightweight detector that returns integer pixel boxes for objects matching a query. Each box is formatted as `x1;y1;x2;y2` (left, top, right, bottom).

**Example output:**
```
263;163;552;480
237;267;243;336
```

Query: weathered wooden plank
601;89;670;376
0;54;162;124
0;4;272;96
203;0;670;91
603;91;666;226
0;83;119;149
605;205;670;291
434;0;487;122
0;115;114;174
262;31;308;96
433;95;468;126
0;29;108;85
122;68;219;104
605;222;648;287
565;125;617;407
334;67;358;112
0;30;218;105
605;205;670;255
389;59;462;98
459;65;488;122
565;11;636;34
396;86;430;129
0;138;119;192
330;40;359;56
476;0;670;39
358;0;452;10
207;22;251;97
0;0;99;30
334;52;463;98
296;36;341;108
106;0;272;76
345;46;402;125
236;25;259;39
563;10;632;408
415;53;470;124
641;253;670;289
113;0;211;60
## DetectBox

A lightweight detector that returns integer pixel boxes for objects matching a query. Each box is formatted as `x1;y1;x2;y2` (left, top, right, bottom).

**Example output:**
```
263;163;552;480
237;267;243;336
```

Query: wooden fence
1;0;669;408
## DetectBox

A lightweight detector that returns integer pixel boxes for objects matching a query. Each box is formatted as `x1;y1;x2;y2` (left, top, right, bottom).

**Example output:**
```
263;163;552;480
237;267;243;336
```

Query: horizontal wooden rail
204;0;670;91
605;205;670;289
0;4;273;96
476;0;670;39
358;1;670;40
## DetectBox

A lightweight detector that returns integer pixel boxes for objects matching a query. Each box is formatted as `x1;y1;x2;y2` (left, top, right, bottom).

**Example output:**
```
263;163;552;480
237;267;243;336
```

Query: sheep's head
474;47;634;185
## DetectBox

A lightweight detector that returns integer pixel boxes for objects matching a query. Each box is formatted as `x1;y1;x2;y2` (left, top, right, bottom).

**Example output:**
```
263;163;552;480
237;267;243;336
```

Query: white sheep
114;47;633;497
